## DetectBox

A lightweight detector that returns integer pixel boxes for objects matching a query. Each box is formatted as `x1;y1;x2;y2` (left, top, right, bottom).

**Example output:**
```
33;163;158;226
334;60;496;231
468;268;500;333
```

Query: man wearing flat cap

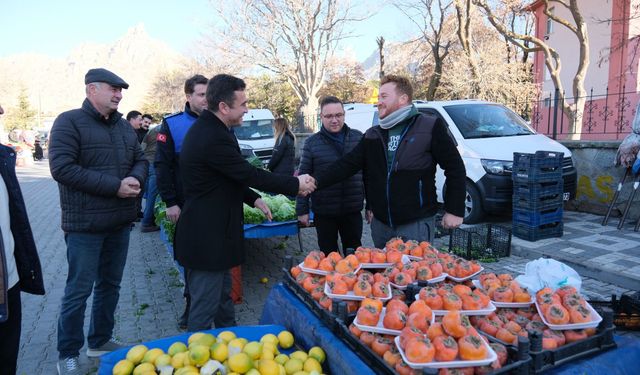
49;68;148;375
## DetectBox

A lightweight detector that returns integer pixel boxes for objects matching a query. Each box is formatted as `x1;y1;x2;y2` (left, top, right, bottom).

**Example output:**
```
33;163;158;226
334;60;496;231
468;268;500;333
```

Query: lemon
246;369;261;375
263;341;280;356
132;362;155;375
284;358;304;375
228;338;247;356
292;372;309;375
189;344;210;366
243;341;263;360
289;351;308;362
187;332;206;345
228;352;253;374
278;331;294;349
261;348;275;360
260;277;269;284
217;330;237;344
191;333;216;348
259;359;280;375
126;345;148;365
275;353;289;365
175;365;199;374
303;357;322;373
141;348;163;364
112;359;134;375
278;363;287;375
261;333;279;346
168;341;188;356
307;347;325;364
211;341;229;362
154;353;172;367
171;352;186;369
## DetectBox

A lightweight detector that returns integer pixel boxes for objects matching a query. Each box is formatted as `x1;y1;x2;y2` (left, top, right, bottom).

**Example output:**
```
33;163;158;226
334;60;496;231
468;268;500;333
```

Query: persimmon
410;245;424;258
334;259;351;274
490;342;508;366
543;329;566;346
394;272;412;286
371;249;387;263
429;262;444;277
415;266;433;281
383;308;407;330
383;347;401;367
353;280;372;297
359;331;376;347
525;321;546;335
290;266;302;278
439;368;475;375
395;360;416;375
347;300;359;313
355;250;371;263
392;288;407;301
386;237;404;251
372;281;390;298
542;336;558;350
442;311;467;339
303;254;320;269
383;266;400;280
458;334;487;360
513;290;532;303
556;285;578;298
452;284;473;297
513;314;531;329
405;337;436;363
498;273;514;284
311;286;324;301
349;323;362;337
361;297;383;313
546;304;570;325
302;276;320;292
569;305;591;323
433;335;459;362
387;299;409;314
442;293;463;310
356;305;380;326
400;326;426;349
373;273;390;284
318;295;332;310
536;287;553;301
438;283;454;296
357;269;374;282
493;286;514;302
504;321;522;334
407;311;432;333
422;292;444;310
516;306;535;319
479;319;500;336
461;293;482;310
345;254;359;268
419;286;437;300
295;272;309;285
386;249;403;264
329;279;348;295
495;328;517;345
564;329;588;343
473;290;491;307
427;322;446;341
409;300;433;320
371;336;393;356
584;327;597;336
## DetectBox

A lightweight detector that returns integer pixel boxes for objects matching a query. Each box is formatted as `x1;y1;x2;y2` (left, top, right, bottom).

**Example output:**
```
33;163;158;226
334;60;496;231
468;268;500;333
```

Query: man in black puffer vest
297;96;365;255
49;68;148;375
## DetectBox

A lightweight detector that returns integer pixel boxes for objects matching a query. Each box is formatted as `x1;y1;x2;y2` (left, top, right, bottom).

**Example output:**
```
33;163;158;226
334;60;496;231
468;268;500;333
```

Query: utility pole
377;36;385;79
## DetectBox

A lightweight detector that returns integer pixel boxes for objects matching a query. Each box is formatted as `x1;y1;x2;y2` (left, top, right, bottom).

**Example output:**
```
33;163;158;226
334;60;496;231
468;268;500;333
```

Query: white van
236;109;276;165
343;103;379;133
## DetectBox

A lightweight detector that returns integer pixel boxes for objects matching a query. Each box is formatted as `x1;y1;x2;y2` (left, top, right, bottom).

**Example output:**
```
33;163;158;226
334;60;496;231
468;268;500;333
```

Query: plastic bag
615;101;640;167
515;258;582;293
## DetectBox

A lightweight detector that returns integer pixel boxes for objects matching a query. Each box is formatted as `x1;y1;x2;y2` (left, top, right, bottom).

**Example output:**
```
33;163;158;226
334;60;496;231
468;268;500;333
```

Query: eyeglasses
322;113;345;120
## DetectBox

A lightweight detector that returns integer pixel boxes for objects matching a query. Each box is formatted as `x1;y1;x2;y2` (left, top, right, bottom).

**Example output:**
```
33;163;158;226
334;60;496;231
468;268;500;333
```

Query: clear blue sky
1;0;409;62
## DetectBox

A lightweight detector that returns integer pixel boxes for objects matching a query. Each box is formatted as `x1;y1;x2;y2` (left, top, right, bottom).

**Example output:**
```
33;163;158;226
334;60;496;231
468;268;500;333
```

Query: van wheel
464;182;484;224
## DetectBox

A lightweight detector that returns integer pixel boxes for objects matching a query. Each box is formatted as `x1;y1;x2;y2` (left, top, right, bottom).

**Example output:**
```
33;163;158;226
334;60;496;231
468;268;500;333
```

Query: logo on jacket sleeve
157;133;167;143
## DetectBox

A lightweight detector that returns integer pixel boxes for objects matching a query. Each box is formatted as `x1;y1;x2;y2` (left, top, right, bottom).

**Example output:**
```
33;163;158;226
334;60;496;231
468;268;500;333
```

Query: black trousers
314;212;363;255
0;285;21;375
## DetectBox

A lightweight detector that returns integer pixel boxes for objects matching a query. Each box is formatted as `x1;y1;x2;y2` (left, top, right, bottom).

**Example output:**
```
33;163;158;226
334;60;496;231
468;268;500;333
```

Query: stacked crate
512;151;564;241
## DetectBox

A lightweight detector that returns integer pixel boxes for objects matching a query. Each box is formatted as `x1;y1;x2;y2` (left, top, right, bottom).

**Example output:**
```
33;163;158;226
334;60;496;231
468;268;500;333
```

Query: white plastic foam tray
390;273;447;290
471;280;534;308
414;294;497;316
534;300;603;330
445;267;484;282
298;262;361;276
354;307;435;336
324;282;392;302
359;254;412;269
394;335;498;369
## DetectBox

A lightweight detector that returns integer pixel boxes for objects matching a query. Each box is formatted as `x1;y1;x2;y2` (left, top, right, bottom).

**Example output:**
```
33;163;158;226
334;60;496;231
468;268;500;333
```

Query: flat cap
84;68;129;89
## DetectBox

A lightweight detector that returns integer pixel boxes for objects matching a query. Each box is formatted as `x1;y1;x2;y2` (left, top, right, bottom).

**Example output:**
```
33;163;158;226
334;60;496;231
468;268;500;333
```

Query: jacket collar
81;98;123;125
184;102;200;118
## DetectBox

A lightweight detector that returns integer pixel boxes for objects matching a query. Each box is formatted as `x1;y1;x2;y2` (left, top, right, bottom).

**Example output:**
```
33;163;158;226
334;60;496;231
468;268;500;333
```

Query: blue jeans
142;164;158;226
57;227;130;359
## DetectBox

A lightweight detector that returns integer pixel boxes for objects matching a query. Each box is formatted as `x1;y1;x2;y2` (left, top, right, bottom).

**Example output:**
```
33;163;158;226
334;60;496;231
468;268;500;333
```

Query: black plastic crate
512;151;564;183
527;308;617;373
448;224;512;260
512;180;564;211
588;294;640;331
512;205;563;226
512;221;563;241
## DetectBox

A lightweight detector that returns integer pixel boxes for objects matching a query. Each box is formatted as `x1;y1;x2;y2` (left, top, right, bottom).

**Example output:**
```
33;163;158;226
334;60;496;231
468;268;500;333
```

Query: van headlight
238;143;255;158
481;159;513;175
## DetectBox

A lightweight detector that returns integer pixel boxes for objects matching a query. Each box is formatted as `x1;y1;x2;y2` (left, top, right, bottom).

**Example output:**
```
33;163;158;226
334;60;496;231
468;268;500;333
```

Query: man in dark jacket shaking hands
175;74;315;331
314;75;466;248
49;68;148;375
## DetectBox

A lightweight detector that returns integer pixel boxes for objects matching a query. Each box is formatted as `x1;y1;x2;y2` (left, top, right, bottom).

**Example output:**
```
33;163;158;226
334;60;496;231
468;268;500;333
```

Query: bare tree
395;0;456;100
208;0;366;131
454;0;482;96
474;0;590;140
377;36;385;79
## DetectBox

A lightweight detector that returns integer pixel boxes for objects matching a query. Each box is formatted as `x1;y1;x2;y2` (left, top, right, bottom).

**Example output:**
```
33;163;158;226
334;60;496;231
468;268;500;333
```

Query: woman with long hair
268;118;296;176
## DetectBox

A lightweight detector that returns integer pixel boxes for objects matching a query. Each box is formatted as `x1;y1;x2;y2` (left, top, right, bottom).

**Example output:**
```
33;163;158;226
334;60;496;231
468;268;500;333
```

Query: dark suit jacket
175;110;299;271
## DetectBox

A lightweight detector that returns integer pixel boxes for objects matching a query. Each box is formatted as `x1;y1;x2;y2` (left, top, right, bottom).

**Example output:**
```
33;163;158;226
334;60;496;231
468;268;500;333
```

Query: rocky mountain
0;24;191;119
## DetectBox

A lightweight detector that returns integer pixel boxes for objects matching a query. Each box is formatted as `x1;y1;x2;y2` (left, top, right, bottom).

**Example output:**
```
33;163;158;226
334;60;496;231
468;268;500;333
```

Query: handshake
297;174;317;197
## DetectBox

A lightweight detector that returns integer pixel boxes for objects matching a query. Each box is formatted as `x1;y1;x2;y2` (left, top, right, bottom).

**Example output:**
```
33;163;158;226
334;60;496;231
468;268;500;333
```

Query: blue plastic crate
513;205;563;226
512;151;564;183
513;221;563;241
513;180;563;211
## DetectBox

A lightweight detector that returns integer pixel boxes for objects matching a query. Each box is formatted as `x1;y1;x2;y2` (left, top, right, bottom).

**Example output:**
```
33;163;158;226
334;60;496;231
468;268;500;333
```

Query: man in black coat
175;74;315;331
49;68;148;375
0;103;45;375
297;96;365;254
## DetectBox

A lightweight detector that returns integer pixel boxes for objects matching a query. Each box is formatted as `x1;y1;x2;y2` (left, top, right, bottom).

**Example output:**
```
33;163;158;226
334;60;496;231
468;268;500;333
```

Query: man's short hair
184;74;208;95
142;114;154;121
319;96;343;111
380;75;413;102
206;74;246;112
126;110;142;121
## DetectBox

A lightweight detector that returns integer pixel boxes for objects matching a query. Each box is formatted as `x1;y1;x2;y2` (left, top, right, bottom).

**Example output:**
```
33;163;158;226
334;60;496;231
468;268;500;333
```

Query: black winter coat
267;132;295;176
175;110;299;272
0;144;45;297
49;99;148;232
296;125;364;217
314;115;466;227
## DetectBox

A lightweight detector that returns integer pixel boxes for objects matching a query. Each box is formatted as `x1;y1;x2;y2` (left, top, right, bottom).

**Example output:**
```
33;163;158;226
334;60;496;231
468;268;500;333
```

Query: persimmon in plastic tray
324;282;392;302
414;294;497;316
393;336;498;369
298;262;361;276
390;273;447;290
535;300;603;330
353;307;435;336
359;254;412;269
445;266;484;282
471;280;534;308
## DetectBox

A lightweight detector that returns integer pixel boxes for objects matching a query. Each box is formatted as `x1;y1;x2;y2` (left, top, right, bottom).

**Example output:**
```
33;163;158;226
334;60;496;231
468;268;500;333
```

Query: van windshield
235;119;274;140
443;104;534;139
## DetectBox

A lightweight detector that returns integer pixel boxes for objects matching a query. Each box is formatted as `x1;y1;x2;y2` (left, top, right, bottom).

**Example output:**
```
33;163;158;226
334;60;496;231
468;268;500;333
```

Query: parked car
343;103;379;133
236;109;276;166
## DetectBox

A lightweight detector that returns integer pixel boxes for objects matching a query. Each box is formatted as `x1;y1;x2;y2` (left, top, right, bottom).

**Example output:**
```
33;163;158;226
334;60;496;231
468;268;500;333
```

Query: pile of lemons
112;330;326;375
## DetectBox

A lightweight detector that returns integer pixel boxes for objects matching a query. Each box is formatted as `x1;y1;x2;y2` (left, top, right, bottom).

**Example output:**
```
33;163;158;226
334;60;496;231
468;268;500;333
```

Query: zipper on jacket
418;180;423;207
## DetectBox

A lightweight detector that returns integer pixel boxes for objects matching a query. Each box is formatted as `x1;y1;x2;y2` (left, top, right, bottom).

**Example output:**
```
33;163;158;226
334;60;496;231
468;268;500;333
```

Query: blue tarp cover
243;220;298;238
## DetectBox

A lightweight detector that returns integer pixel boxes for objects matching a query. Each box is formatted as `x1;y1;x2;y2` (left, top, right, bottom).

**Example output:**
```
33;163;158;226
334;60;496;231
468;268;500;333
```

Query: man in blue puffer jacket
297;96;365;255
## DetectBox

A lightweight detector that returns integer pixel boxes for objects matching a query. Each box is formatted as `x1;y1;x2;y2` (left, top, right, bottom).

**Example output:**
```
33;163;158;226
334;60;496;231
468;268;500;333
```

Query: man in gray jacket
49;68;148;375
